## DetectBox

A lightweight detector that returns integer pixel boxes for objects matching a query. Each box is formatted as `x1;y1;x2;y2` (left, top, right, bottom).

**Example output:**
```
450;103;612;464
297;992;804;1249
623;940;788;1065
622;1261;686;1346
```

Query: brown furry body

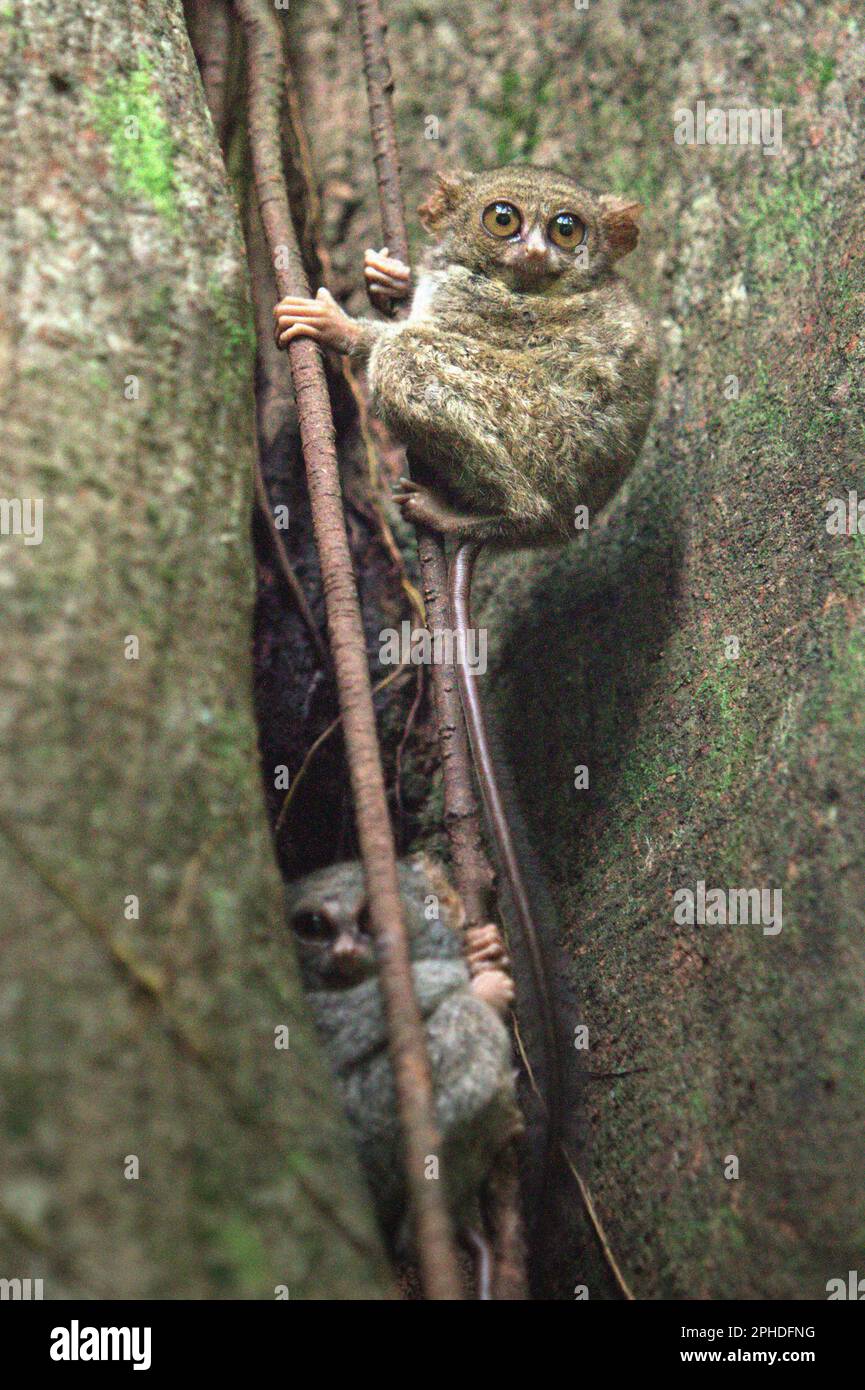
368;260;657;540
274;164;659;543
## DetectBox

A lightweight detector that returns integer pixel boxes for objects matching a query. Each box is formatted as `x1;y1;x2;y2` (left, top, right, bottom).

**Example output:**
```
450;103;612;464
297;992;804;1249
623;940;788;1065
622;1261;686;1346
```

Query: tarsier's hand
471;969;516;1017
466;923;511;975
273;287;360;354
364;246;411;307
466;923;514;1017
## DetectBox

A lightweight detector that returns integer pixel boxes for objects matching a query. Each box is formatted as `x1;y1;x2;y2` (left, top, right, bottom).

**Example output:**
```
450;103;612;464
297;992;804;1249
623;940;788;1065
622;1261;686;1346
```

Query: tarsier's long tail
449;541;563;1226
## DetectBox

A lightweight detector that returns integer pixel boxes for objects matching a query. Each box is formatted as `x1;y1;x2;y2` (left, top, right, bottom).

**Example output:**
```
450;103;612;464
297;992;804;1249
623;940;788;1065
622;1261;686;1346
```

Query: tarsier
284;854;522;1279
274;163;659;544
276;165;659;1259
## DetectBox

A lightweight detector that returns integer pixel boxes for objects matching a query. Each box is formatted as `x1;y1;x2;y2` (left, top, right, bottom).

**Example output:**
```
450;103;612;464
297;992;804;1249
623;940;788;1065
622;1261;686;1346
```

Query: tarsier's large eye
549;211;586;249
292;911;334;942
482;201;522;238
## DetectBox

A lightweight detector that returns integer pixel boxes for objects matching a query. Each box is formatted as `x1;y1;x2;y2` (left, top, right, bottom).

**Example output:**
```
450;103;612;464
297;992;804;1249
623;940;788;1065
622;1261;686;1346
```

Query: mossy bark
0;0;391;1298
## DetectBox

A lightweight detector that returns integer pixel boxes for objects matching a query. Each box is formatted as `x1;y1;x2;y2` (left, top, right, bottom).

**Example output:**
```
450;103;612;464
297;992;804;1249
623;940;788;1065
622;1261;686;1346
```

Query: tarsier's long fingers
365;247;411;277
273;307;328;323
391;477;420;503
273;295;327;314
273;298;331;323
276;322;323;347
273;297;326;345
365;246;411;297
469;942;511;970
273;288;346;349
365;261;405;281
466;923;509;964
390;478;457;531
366;269;410;291
467;924;503;947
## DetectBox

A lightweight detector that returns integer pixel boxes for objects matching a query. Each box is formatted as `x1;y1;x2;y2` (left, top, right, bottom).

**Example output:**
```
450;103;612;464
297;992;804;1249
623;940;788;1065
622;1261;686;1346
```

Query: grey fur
284;855;521;1247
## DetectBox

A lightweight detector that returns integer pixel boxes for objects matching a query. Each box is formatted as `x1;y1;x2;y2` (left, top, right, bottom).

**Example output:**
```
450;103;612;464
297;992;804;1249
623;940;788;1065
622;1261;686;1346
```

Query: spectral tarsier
275;164;660;1189
273;163;659;544
284;855;522;1265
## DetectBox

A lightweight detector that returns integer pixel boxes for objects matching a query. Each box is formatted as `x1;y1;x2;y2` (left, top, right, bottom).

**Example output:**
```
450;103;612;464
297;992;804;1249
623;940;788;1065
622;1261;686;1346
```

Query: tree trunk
0;0;391;1298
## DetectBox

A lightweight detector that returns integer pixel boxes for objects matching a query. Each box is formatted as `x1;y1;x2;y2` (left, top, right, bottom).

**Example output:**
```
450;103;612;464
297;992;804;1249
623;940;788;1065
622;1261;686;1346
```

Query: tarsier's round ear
418;169;472;232
598;194;643;260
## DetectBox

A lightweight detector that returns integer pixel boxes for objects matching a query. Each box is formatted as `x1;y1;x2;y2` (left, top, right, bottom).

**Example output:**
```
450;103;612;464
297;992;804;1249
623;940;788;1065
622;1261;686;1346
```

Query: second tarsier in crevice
284;854;521;1257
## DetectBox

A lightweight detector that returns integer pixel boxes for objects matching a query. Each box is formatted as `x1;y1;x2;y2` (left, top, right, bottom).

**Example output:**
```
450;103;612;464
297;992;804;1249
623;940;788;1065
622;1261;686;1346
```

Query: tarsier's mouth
325;972;365;990
506;260;562;288
502;245;563;277
326;959;372;987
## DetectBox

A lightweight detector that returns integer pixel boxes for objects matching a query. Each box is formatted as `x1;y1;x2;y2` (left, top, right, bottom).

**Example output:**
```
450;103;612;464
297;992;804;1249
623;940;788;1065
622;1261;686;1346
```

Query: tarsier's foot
392;478;472;534
364;246;411;303
273;286;359;354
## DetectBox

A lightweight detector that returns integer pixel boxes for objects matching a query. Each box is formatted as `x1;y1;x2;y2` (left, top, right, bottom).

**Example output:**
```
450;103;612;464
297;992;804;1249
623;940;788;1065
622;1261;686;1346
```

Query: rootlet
50;1320;152;1371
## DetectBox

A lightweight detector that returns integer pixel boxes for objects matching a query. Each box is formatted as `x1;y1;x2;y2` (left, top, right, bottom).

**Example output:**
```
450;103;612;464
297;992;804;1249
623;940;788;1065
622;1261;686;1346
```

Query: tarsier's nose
523;227;548;262
332;930;365;980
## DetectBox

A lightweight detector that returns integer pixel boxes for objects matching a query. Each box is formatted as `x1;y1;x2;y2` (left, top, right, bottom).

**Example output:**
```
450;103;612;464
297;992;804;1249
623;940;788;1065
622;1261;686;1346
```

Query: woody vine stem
233;0;463;1301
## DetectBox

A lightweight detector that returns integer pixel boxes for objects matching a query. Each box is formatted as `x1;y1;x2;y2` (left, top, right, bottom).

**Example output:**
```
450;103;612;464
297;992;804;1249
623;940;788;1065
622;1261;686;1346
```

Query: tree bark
0;0;391;1298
